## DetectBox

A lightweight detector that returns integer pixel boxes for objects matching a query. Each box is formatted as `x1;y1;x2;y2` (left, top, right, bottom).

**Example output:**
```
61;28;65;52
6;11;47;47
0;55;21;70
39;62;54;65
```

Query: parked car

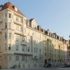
44;63;52;67
64;64;70;67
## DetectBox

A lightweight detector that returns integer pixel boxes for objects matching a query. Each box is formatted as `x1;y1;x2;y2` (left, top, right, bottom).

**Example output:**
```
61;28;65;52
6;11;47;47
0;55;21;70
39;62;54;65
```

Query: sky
0;0;70;39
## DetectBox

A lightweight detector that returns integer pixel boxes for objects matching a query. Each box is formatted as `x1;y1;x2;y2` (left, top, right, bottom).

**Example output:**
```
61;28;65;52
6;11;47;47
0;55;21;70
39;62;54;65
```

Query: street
27;67;70;70
1;67;70;70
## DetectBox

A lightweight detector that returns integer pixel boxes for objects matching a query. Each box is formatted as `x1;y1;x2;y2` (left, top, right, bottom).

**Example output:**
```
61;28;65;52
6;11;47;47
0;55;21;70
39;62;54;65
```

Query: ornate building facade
0;2;68;69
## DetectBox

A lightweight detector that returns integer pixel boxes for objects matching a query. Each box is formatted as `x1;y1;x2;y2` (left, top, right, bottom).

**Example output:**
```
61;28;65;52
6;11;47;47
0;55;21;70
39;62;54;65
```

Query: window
25;56;27;62
12;5;15;9
15;24;22;31
16;44;19;51
16;16;23;23
59;45;60;49
22;56;24;61
9;55;12;60
5;22;7;29
34;47;38;53
22;37;25;42
9;33;11;39
69;40;70;44
16;39;19;43
21;18;23;23
5;13;7;17
29;22;31;27
27;47;30;52
16;55;19;61
39;49;41;55
15;34;21;43
5;33;7;39
16;17;19;21
8;44;11;50
8;22;11;29
21;44;26;51
5;43;7;50
22;45;25;51
21;27;23;32
9;13;11;18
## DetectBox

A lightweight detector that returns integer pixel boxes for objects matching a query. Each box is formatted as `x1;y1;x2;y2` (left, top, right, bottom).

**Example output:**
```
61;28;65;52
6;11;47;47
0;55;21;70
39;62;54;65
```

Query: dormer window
69;40;70;44
12;5;15;9
49;33;52;37
57;36;59;40
12;5;18;11
41;28;43;32
37;25;39;30
45;31;48;35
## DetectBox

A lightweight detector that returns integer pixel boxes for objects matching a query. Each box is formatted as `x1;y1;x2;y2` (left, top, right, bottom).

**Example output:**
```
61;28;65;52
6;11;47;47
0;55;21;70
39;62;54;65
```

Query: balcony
15;30;23;35
21;41;26;45
14;20;22;26
14;51;32;56
15;30;24;37
14;23;23;35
